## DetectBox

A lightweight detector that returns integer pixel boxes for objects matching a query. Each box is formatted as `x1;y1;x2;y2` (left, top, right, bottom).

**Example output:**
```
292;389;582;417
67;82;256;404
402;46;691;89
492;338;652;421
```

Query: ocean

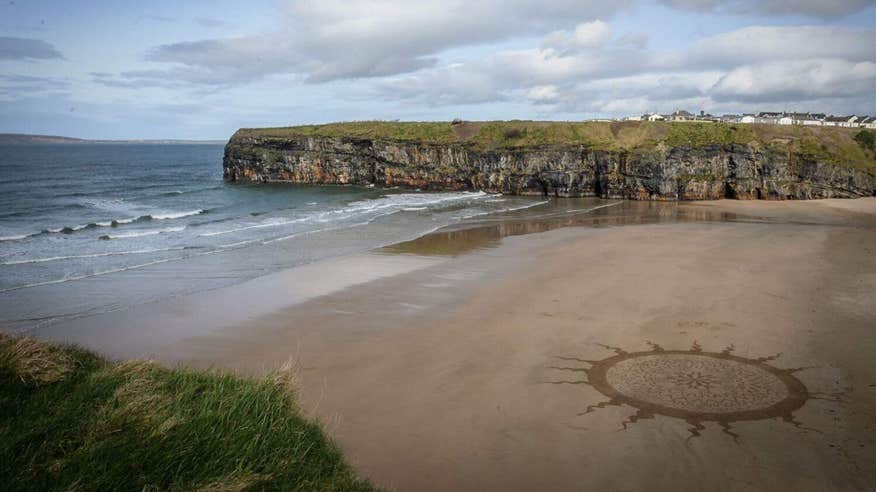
0;143;551;332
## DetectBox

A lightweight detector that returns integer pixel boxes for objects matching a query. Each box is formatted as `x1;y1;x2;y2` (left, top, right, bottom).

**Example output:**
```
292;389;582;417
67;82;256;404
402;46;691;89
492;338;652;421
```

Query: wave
457;199;550;219
0;256;190;294
149;209;206;220
1;209;208;241
99;226;186;240
341;191;487;215
199;217;311;237
0;246;190;266
0;234;30;242
199;192;487;238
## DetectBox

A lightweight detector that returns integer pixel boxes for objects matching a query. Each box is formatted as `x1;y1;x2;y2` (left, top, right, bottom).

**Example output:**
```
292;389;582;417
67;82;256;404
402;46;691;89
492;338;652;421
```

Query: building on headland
824;116;852;127
757;112;783;124
796;113;826;126
669;110;695;122
620;110;875;129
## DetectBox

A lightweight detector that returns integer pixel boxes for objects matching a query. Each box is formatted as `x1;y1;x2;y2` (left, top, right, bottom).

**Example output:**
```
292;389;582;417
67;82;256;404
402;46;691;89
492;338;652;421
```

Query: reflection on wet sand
382;199;752;256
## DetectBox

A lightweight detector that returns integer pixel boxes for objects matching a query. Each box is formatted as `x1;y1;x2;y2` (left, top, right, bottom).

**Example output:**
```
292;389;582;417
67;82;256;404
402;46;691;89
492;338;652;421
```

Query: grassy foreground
0;334;375;491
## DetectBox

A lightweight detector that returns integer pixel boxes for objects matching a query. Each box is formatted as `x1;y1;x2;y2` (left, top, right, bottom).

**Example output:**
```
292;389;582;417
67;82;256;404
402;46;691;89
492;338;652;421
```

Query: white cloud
371;23;876;116
543;20;613;53
686;26;876;67
711;59;876;101
527;85;561;104
124;0;633;86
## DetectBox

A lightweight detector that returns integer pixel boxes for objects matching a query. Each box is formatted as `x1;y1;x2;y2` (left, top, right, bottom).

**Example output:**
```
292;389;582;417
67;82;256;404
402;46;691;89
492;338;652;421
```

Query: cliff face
223;134;876;200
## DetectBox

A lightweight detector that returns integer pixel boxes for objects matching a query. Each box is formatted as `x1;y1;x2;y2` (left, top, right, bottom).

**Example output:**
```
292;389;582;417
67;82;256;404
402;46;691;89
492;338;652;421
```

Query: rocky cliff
223;122;876;200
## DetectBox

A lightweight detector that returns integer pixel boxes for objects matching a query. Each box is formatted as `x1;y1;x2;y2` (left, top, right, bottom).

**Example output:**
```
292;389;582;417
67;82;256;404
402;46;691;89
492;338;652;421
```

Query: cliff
223;121;876;200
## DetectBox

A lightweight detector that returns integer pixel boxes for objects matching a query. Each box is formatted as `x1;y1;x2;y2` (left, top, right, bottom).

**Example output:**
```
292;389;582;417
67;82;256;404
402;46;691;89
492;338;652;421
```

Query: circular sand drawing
549;341;826;439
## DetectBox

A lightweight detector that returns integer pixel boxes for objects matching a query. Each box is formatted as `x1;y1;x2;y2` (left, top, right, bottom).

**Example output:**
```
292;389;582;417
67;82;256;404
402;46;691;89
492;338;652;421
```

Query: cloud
195;17;229;28
710;59;876;102
685;26;876;67
0;74;69;101
0;37;63;60
542;20;613;53
369;23;876;115
527;85;562;104
115;0;633;86
659;0;876;18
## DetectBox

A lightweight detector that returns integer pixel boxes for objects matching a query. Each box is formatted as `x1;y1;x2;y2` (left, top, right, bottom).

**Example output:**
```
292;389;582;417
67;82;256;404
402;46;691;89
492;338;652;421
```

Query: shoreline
20;197;876;358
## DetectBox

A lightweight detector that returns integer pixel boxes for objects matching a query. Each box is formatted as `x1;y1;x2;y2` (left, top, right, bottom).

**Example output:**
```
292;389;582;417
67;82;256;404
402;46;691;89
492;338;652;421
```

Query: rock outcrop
223;131;876;200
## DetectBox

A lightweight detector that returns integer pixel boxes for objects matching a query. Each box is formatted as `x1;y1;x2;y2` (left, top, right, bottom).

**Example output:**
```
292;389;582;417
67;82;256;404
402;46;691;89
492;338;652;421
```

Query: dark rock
223;135;876;200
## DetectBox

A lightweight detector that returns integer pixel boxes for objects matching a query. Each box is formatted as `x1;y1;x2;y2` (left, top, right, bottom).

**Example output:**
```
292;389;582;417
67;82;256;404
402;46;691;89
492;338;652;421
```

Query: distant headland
0;133;224;145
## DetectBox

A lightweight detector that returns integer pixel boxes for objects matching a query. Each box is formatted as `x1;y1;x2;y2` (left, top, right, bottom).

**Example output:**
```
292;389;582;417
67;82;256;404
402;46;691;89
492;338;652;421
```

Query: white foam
0;234;29;242
150;209;206;220
0;247;187;266
102;226;185;240
458;199;549;219
199;217;310;237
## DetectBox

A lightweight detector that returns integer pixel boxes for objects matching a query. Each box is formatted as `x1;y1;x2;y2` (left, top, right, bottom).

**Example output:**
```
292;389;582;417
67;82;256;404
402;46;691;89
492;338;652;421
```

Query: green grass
240;121;458;144
0;334;375;491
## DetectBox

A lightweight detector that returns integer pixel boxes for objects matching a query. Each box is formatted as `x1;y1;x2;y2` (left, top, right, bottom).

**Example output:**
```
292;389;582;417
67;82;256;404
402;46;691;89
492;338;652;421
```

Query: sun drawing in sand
549;341;845;439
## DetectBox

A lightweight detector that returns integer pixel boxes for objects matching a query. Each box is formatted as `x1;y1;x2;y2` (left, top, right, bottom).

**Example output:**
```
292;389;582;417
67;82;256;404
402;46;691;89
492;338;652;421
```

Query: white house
645;113;665;122
778;116;793;125
669;110;695;122
740;114;757;124
757;112;783;124
842;116;860;128
859;116;876;129
824;116;851;127
800;113;825;126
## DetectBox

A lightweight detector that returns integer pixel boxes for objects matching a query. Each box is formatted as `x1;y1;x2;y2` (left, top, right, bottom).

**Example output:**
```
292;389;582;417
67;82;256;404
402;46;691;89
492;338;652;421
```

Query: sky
1;0;875;139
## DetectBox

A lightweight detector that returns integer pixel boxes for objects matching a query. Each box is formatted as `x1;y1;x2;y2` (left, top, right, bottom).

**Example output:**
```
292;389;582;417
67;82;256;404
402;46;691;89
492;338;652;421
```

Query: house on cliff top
670;110;695;122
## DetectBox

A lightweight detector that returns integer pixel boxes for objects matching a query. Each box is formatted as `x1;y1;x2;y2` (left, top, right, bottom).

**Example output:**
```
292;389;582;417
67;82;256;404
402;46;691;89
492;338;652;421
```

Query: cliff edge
223;121;876;200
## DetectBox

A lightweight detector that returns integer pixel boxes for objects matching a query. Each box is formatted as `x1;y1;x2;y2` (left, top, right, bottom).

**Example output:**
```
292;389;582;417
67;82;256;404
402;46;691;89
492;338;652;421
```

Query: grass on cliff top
235;120;875;172
0;333;375;492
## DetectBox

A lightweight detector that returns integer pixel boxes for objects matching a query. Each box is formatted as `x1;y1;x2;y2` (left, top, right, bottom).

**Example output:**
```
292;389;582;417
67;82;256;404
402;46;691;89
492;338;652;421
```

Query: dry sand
154;198;876;491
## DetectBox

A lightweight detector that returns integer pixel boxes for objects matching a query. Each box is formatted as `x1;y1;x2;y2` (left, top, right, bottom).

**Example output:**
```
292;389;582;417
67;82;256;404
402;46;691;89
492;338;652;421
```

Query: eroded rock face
223;135;876;200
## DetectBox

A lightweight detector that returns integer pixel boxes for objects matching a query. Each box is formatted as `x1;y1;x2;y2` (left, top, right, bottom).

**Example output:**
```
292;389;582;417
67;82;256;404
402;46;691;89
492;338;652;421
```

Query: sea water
0;143;549;331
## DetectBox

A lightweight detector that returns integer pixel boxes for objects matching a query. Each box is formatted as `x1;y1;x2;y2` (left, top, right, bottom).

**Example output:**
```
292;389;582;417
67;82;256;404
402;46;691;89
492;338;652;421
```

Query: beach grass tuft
0;335;375;491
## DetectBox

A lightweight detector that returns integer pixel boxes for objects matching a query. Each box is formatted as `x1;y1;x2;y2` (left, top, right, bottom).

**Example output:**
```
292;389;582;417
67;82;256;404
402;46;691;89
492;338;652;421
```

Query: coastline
20;197;876;490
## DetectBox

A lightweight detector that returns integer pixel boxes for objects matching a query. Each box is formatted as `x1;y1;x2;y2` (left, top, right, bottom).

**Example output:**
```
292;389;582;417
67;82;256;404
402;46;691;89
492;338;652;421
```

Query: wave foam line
0;234;30;242
457;199;550;219
0;245;226;294
99;226;185;240
0;247;189;266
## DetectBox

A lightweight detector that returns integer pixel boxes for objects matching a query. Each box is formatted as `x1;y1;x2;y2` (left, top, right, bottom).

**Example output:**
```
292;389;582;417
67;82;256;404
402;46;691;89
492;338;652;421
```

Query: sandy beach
30;198;876;491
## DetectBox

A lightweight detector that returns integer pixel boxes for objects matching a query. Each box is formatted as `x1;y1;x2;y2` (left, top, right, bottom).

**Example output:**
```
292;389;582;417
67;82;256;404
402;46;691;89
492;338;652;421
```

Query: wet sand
147;198;876;491
34;198;876;490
